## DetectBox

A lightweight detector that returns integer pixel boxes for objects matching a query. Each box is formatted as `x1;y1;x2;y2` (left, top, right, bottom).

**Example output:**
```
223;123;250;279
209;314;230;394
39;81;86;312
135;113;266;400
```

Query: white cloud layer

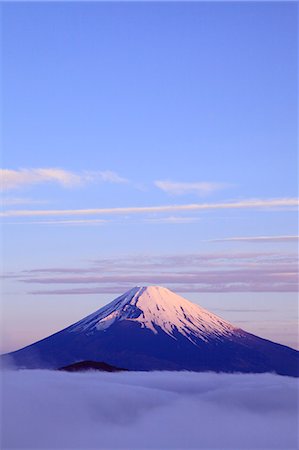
0;168;128;191
1;198;297;218
1;370;298;449
155;180;230;195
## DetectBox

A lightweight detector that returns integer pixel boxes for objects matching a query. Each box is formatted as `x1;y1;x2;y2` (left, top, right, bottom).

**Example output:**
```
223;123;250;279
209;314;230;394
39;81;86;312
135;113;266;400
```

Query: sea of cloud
0;370;298;449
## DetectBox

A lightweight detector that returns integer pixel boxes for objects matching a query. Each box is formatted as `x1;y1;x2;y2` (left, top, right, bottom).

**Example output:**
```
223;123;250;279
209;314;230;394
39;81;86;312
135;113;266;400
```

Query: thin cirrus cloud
1;197;49;206
2;219;109;226
20;252;297;273
1;198;297;218
4;217;200;226
209;235;299;243
144;216;201;224
96;170;128;184
154;180;231;196
12;251;298;294
0;168;128;191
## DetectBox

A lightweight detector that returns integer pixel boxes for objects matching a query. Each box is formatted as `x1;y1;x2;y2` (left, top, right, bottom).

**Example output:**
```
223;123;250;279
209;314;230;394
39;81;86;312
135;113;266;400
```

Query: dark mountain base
58;360;128;372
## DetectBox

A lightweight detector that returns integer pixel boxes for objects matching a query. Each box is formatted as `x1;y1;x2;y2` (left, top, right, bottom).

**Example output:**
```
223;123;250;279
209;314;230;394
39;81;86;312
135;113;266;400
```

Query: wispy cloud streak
154;180;230;196
10;252;298;294
0;168;128;191
1;198;297;218
1;197;49;206
144;216;201;224
210;235;299;243
29;284;297;295
3;219;108;226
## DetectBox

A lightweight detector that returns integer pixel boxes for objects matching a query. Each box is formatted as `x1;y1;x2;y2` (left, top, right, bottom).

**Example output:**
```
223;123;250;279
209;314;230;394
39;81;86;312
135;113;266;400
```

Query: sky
0;1;298;353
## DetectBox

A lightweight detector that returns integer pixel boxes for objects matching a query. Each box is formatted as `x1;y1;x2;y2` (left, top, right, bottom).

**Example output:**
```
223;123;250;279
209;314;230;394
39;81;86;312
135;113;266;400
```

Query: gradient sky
1;1;298;353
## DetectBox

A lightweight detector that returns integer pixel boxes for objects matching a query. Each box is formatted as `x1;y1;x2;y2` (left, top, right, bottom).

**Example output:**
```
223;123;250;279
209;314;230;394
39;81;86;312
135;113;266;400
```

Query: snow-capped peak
69;286;238;343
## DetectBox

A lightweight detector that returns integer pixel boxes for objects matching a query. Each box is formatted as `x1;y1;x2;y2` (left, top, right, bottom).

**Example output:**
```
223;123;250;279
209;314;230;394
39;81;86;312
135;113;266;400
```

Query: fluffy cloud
1;370;298;449
0;168;128;191
155;180;230;196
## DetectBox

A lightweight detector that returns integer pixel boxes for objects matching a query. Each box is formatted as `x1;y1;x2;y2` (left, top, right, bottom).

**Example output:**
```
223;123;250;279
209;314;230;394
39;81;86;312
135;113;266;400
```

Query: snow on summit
70;285;238;343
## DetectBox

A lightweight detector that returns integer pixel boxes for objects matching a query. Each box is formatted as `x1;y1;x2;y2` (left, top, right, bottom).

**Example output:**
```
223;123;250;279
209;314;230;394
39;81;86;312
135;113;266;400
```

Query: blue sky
1;2;298;352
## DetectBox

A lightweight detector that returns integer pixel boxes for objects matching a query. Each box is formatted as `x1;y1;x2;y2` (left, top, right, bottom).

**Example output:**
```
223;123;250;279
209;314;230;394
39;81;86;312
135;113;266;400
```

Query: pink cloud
3;252;296;295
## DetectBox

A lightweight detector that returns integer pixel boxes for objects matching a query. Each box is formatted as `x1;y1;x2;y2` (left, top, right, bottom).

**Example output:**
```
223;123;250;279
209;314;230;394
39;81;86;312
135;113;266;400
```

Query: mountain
1;286;298;376
58;360;127;372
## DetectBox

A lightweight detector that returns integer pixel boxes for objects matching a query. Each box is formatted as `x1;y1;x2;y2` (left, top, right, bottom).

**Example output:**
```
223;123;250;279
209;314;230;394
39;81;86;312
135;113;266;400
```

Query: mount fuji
2;286;298;376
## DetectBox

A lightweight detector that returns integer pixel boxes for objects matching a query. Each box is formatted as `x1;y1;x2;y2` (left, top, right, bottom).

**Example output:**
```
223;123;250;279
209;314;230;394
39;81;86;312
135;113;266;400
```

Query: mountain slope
2;286;298;376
